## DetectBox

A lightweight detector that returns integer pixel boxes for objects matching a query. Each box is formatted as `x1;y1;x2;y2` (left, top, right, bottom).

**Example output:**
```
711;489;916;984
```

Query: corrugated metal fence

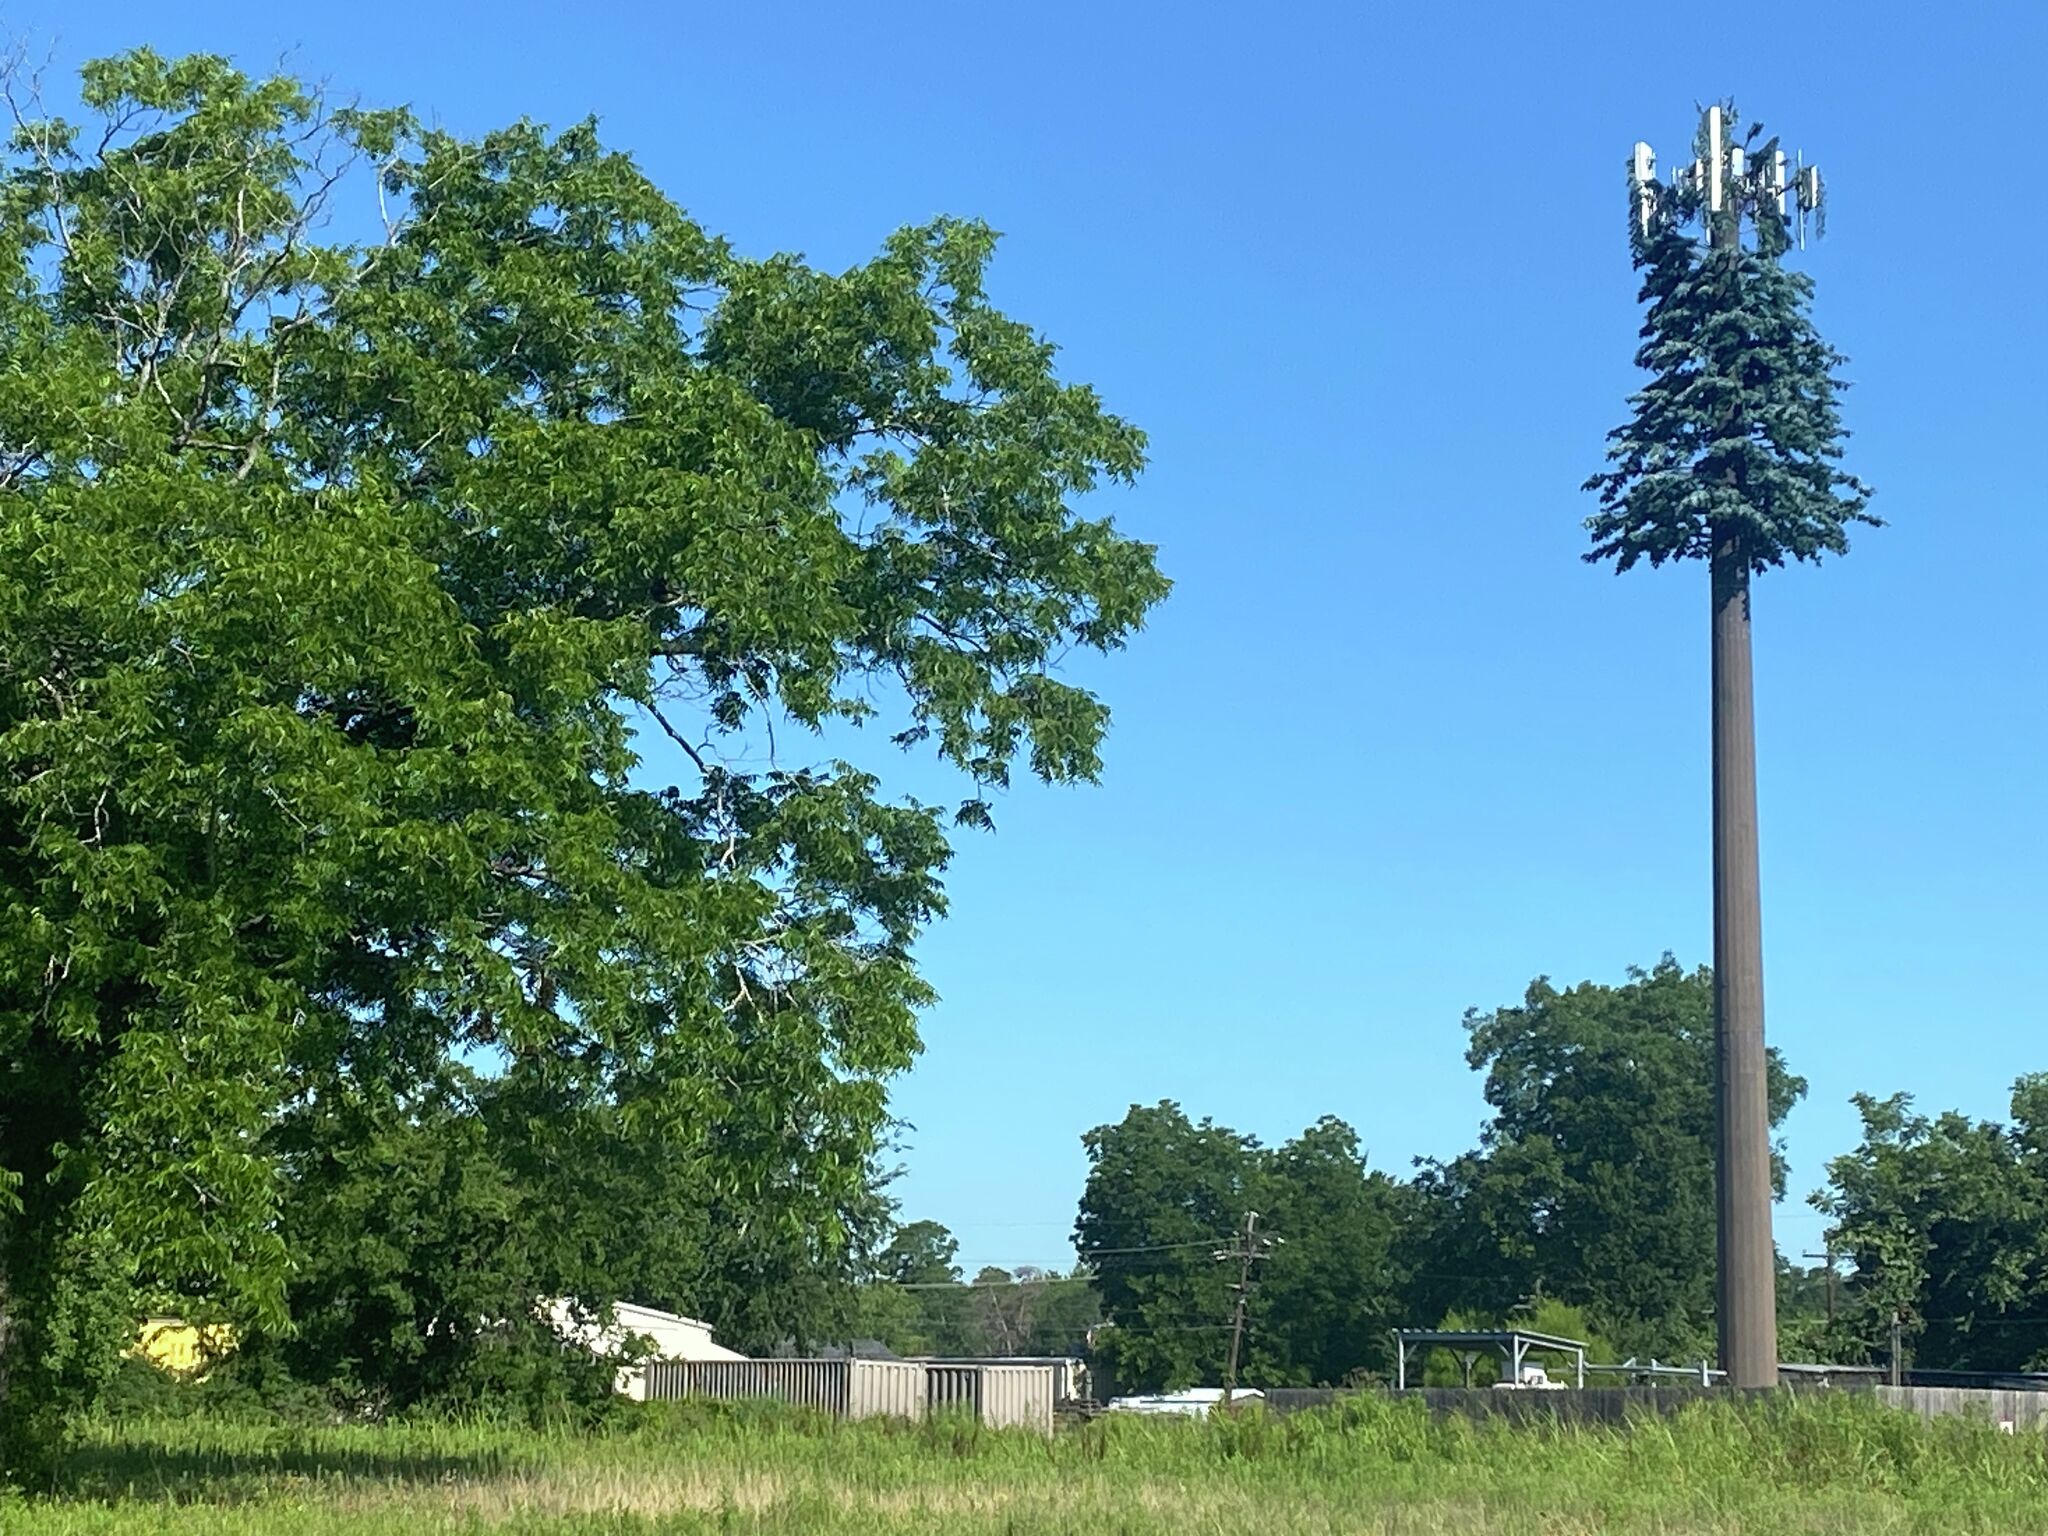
644;1359;927;1420
915;1356;1086;1405
926;1364;982;1416
926;1364;1055;1434
646;1359;1054;1432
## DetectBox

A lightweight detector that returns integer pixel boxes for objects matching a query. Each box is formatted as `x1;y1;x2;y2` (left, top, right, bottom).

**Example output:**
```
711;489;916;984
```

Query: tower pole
1704;104;1778;1388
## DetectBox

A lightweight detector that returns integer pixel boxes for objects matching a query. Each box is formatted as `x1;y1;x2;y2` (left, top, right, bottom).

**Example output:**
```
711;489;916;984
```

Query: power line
1078;1237;1235;1256
880;1236;1228;1286
886;1275;1093;1291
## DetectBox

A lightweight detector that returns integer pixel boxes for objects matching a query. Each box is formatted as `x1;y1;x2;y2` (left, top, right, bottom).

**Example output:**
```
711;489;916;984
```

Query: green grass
10;1394;2048;1533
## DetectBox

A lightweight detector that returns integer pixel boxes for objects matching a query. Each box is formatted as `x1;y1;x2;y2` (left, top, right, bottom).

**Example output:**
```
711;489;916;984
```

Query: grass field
9;1395;2048;1534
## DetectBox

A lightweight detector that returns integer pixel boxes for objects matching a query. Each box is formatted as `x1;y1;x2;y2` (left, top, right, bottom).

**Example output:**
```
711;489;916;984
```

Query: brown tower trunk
1709;189;1778;1389
1710;528;1779;1387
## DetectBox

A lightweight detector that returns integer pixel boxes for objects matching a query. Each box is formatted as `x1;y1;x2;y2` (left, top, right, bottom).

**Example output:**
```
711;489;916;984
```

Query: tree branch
647;701;709;776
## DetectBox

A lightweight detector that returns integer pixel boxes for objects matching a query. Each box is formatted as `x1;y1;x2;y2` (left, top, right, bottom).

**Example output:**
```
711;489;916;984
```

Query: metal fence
646;1368;2048;1436
926;1364;983;1416
643;1359;927;1420
915;1356;1087;1405
925;1364;1055;1434
647;1358;1054;1432
1878;1386;2048;1429
1262;1387;1792;1423
1267;1383;2048;1431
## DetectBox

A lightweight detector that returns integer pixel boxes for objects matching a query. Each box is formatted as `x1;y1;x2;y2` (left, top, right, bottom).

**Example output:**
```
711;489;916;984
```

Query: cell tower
1627;104;1827;250
1613;103;1834;1392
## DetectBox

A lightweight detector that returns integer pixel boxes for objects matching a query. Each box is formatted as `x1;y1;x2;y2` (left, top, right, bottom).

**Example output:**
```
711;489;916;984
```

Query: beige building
545;1299;746;1399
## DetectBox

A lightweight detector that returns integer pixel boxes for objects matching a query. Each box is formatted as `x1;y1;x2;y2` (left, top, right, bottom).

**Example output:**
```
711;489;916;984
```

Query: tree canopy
878;1221;964;1289
1410;958;1805;1359
1074;1102;1253;1392
1069;966;1813;1387
1074;1103;1408;1393
1820;1080;2048;1373
0;47;1166;1469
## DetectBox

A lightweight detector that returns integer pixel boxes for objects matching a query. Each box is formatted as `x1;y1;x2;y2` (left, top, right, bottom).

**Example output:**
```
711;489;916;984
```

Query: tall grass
8;1393;2048;1533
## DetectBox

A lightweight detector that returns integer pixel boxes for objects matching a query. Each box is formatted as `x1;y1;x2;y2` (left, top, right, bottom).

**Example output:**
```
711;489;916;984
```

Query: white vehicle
1106;1387;1265;1417
1491;1364;1566;1391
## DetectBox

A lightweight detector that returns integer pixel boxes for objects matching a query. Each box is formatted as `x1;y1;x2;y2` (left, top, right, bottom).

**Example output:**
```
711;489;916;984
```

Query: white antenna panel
1708;106;1724;212
1632;142;1657;236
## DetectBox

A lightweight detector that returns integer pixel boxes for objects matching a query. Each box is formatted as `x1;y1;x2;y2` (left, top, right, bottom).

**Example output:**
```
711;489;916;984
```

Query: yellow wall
134;1318;235;1375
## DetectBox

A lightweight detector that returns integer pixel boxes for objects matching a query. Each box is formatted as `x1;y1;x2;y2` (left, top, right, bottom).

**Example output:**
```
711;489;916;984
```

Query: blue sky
41;0;2047;1276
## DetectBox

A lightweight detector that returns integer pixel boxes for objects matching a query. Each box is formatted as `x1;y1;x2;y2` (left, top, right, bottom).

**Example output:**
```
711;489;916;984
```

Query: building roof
610;1301;720;1332
1392;1328;1588;1354
544;1299;747;1362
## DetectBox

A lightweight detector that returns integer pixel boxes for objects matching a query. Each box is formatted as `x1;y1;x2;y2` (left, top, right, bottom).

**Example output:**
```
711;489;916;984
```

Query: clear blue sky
41;1;2047;1276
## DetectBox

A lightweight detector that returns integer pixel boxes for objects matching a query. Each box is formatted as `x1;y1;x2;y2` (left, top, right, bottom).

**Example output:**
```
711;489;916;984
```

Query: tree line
852;958;2048;1396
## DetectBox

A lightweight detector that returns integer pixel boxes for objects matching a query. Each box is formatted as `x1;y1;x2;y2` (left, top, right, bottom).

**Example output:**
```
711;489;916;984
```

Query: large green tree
878;1221;962;1288
0;48;1165;1471
1250;1117;1410;1386
1410;958;1806;1359
1074;1102;1255;1393
1585;104;1872;1385
1819;1080;2048;1373
1075;1104;1406;1391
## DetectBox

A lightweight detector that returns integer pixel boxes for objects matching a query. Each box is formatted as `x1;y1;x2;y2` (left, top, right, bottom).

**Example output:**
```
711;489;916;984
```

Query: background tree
1410;959;1805;1359
879;1222;962;1288
964;1266;1044;1356
1819;1079;2048;1372
1016;1270;1104;1358
1250;1117;1409;1386
1585;103;1873;1385
1075;1102;1254;1393
1076;1104;1406;1390
837;1219;959;1355
1775;1256;1840;1365
836;1218;1102;1360
0;48;1166;1472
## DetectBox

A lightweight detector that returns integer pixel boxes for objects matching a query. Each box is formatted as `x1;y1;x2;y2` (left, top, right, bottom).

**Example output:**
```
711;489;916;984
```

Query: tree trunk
1711;527;1778;1387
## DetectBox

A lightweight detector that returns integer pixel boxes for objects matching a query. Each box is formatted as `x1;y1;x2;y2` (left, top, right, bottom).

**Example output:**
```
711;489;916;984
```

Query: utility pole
1890;1309;1905;1388
1801;1249;1838;1328
1623;107;1830;1390
1215;1210;1276;1408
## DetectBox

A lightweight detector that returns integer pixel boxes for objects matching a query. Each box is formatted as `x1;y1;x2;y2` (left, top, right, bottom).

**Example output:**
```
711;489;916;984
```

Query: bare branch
647;701;709;776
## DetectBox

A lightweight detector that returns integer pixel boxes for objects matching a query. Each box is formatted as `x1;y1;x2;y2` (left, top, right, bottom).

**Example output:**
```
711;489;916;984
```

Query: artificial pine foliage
1585;109;1875;574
